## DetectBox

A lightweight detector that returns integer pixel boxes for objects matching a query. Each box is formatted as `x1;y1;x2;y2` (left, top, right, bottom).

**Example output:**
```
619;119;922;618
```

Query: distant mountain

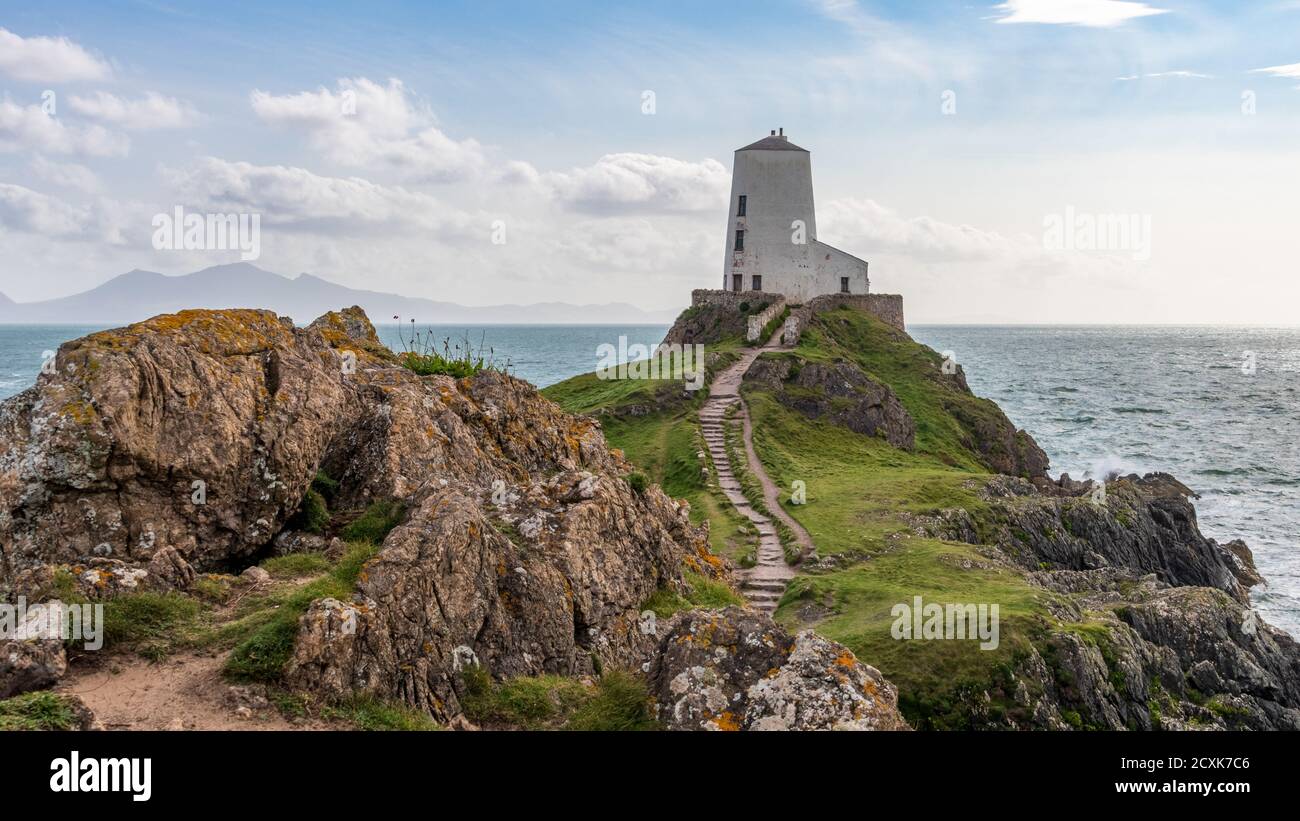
0;263;680;325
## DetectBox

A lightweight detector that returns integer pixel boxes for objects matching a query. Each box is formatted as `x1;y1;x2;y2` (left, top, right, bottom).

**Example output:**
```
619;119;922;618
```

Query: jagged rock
966;473;1253;602
648;607;908;731
746;358;915;449
0;638;67;698
287;474;710;720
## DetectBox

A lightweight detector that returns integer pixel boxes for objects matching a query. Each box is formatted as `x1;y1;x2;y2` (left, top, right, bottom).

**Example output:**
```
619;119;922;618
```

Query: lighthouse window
737;195;747;216
752;275;762;291
734;229;744;252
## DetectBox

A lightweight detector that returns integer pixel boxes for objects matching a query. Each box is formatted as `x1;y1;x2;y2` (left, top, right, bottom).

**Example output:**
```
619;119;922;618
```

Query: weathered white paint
721;131;869;302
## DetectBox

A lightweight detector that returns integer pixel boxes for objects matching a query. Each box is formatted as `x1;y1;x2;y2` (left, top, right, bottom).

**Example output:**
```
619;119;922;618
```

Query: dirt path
56;651;315;730
700;330;814;614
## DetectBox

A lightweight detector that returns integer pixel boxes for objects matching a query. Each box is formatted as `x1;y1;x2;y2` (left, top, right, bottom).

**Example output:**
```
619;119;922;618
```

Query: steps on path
699;350;797;616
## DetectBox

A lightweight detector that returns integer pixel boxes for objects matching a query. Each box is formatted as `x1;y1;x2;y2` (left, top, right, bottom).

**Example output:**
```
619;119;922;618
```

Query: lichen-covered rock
1;638;67;699
286;474;709;720
648;607;908;731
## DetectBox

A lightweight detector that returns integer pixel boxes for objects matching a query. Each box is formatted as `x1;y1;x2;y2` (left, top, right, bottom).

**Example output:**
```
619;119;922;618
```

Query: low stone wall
673;289;904;347
689;289;775;311
783;293;905;345
746;299;787;343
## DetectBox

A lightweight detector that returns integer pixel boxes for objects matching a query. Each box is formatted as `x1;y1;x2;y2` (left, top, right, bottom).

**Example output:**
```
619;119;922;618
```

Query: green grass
261;552;331;578
0;691;84;730
641;570;746;618
102;591;203;657
321;694;441;730
223;541;379;682
461;666;656;730
341;499;406;543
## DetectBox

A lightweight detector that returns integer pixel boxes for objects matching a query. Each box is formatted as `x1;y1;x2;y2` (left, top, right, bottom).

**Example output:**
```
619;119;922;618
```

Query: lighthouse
722;129;869;302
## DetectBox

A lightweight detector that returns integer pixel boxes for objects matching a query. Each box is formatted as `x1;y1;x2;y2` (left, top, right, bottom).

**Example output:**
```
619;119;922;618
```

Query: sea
1;322;1295;637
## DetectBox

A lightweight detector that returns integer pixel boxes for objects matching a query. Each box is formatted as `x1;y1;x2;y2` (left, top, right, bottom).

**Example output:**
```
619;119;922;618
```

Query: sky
1;0;1299;323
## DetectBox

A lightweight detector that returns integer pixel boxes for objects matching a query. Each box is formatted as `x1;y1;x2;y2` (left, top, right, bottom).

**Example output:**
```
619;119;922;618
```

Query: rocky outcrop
0;305;745;722
746;357;915;449
967;473;1253;602
648;607;908;731
286;474;706;720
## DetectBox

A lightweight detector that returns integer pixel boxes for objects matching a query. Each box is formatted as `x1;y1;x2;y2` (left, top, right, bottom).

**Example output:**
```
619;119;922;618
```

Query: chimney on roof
778;127;786;140
770;130;776;136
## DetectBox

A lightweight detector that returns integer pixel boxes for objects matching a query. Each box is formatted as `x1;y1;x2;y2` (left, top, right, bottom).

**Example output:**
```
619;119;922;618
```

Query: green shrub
290;488;329;534
311;470;339;503
396;330;508;378
627;472;649;494
341;500;406;543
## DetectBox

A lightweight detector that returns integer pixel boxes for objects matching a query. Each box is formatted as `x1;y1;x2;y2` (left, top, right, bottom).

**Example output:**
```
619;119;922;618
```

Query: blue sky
2;0;1300;322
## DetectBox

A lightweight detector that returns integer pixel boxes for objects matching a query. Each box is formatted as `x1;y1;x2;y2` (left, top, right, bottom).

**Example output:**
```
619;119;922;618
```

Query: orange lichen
835;650;856;668
711;711;741;731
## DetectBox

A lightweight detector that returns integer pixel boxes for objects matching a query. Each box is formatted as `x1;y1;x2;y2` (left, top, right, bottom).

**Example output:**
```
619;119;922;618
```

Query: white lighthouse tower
722;129;869;302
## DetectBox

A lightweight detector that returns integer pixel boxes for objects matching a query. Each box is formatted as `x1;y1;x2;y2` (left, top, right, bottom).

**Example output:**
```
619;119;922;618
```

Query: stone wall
746;299;787;343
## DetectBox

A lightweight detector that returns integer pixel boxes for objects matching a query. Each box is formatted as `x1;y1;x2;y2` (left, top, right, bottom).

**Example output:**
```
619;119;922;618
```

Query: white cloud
820;198;1034;263
1116;70;1212;80
69;91;201;129
0;27;112;83
993;0;1169;27
541;153;730;213
0;98;129;156
1251;62;1300;79
30;156;103;193
548;216;715;273
0;183;124;243
164;156;482;238
250;78;487;182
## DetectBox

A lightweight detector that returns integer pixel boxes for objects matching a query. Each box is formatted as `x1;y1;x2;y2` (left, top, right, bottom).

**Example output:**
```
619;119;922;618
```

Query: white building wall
722;133;869;303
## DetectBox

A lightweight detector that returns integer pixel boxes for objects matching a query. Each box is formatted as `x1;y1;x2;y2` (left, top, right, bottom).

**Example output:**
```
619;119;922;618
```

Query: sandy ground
57;650;318;731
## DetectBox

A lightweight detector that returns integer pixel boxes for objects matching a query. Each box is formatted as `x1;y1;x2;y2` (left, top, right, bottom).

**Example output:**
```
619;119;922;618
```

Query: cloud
164;156;482;238
819;198;1035;263
547;216;716;274
541;153;730;213
30;156;103;193
0;98;129;156
0;27;112;83
1116;70;1212;80
992;0;1169;27
250;78;487;182
0;183;124;243
69;91;201;129
1251;62;1300;79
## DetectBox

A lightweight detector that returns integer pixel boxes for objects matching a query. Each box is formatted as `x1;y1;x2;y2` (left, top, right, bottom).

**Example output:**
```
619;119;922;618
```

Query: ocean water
911;326;1300;638
2;322;1294;636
